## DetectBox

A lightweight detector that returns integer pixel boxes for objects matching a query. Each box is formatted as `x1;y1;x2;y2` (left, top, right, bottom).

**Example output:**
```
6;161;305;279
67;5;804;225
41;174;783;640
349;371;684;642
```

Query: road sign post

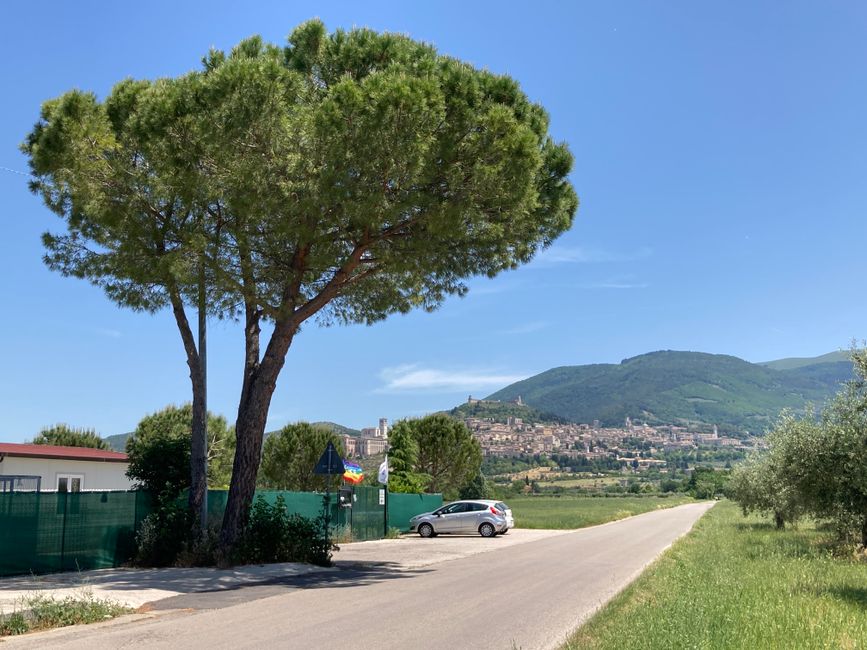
313;442;345;553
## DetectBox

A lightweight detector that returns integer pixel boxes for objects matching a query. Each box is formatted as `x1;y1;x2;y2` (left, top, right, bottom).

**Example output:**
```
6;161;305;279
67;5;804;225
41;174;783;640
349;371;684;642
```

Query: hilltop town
341;396;752;466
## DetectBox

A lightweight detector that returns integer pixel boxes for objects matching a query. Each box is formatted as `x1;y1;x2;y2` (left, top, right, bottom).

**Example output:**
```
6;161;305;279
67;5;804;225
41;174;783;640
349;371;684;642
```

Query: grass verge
509;495;695;529
0;592;131;637
564;500;867;649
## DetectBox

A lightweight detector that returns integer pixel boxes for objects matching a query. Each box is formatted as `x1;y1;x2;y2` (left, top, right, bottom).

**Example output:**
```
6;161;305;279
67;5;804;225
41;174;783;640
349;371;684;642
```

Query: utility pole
198;259;208;533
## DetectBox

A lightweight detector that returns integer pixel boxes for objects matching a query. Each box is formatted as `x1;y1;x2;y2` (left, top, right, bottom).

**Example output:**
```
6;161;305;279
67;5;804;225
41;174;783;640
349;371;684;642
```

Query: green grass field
507;495;695;529
565;500;867;649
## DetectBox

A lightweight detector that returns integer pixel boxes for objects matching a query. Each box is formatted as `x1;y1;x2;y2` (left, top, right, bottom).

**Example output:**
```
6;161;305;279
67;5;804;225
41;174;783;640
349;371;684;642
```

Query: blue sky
1;2;866;441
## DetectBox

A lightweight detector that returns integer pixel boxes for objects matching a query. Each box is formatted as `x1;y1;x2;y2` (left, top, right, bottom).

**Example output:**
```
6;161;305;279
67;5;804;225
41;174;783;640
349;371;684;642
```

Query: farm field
564;500;867;649
508;495;696;529
535;476;623;489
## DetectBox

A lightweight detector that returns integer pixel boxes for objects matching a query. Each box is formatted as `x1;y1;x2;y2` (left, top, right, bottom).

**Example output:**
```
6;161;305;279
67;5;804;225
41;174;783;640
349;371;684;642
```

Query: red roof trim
0;443;128;463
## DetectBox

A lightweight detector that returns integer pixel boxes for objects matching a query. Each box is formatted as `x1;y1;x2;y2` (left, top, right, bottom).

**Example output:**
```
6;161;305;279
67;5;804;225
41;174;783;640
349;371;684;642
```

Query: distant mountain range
310;421;362;437
472;350;853;436
105;433;130;452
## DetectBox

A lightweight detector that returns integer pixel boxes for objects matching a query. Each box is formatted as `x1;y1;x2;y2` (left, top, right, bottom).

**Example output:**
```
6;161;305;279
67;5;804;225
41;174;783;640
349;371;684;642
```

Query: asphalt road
3;501;714;650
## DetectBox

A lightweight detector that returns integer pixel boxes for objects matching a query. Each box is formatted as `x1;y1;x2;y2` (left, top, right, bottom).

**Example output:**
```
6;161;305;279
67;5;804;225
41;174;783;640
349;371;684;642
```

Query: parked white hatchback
409;499;514;538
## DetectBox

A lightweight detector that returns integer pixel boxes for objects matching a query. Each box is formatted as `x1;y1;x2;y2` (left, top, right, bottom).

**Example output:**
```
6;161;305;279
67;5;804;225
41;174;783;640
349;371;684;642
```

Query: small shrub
234;496;335;567
0;612;28;636
174;525;221;567
135;499;193;567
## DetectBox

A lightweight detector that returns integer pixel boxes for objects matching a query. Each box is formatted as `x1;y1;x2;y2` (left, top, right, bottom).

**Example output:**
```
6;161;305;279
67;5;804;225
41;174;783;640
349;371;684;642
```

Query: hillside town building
343;417;389;458
462;415;749;463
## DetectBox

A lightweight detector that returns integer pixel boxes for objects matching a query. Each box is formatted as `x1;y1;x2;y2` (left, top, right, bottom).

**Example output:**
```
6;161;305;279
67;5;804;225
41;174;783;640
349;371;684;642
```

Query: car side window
444;502;468;514
469;503;487;512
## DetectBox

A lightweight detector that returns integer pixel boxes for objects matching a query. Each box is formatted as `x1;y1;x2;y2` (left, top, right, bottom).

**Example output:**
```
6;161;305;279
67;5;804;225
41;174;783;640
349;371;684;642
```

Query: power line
0;166;27;176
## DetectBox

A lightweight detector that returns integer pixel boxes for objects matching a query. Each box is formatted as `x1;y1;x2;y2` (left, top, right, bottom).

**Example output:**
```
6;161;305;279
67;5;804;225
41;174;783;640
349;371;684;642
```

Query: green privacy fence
0;491;151;577
205;487;442;541
205;489;335;525
0;487;442;578
387;492;443;532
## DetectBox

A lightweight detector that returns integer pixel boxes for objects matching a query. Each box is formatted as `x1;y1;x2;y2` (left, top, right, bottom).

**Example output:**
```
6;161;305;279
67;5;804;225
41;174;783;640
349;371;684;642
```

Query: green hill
105;432;131;452
449;400;567;424
310;421;362;437
484;350;853;435
759;350;850;370
265;421;361;440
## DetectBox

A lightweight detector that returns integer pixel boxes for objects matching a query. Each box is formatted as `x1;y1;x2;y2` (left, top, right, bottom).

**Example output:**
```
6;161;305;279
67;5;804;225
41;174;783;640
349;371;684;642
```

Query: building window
56;474;84;493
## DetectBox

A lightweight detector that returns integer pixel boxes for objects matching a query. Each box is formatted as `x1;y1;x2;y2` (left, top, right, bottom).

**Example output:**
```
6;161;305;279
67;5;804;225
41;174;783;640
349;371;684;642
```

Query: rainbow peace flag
343;461;364;484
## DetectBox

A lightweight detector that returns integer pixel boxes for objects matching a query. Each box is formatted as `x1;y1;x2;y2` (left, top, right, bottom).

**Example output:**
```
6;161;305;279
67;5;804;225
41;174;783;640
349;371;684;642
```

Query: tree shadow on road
0;560;430;609
144;561;431;611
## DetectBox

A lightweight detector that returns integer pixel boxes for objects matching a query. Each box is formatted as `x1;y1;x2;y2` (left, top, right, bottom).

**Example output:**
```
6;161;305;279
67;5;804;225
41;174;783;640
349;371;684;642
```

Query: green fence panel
59;492;141;572
387;492;443;532
0;491;149;578
205;489;228;524
0;492;60;576
204;489;339;530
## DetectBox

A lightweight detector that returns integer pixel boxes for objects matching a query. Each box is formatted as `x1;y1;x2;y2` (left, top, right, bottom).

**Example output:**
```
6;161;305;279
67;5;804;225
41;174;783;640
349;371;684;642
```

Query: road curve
5;501;714;650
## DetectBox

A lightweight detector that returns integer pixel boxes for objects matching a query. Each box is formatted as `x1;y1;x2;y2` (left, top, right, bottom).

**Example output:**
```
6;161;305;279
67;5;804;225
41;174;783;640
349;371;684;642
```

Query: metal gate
349;485;385;541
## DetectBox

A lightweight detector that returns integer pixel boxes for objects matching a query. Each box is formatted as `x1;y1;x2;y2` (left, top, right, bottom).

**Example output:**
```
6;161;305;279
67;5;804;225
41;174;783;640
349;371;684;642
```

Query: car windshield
495;502;509;512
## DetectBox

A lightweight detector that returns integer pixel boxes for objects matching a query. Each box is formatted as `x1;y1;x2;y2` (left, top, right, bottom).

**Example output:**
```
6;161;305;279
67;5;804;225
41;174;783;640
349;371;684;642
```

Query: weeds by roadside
0;591;131;637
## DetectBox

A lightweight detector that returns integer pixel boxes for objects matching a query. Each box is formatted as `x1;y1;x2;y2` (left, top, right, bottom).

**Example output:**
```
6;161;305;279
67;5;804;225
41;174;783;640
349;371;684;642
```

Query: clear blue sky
2;2;866;441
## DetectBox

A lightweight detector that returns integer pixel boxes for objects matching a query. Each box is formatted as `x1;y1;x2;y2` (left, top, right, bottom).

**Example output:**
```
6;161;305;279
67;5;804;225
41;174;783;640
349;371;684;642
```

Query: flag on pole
378;456;389;485
343;461;364;484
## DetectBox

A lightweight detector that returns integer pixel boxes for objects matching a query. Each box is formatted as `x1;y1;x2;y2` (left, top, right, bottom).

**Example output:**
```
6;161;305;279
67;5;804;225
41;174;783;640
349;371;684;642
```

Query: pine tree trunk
218;320;295;555
167;284;207;536
189;266;208;538
218;378;275;553
188;365;207;535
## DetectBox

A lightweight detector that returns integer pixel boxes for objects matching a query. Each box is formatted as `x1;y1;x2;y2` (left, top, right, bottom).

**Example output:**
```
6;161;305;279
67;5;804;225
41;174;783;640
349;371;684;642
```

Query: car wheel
418;523;434;538
479;522;495;538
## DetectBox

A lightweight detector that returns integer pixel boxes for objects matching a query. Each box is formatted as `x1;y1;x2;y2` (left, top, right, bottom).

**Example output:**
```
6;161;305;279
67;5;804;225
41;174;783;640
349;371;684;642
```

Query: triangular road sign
313;441;345;475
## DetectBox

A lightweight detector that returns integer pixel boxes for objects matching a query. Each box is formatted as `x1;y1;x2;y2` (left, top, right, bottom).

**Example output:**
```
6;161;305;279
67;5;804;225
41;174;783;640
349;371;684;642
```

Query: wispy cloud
376;364;526;394
497;321;548;335
534;245;652;266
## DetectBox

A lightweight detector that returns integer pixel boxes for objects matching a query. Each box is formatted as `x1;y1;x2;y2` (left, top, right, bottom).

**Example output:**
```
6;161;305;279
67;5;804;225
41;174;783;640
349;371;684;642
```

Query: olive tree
23;21;578;551
732;349;867;546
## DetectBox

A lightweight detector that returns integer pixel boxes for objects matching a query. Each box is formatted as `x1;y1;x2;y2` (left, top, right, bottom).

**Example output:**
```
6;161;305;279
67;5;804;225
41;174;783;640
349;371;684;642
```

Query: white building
0;443;133;492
